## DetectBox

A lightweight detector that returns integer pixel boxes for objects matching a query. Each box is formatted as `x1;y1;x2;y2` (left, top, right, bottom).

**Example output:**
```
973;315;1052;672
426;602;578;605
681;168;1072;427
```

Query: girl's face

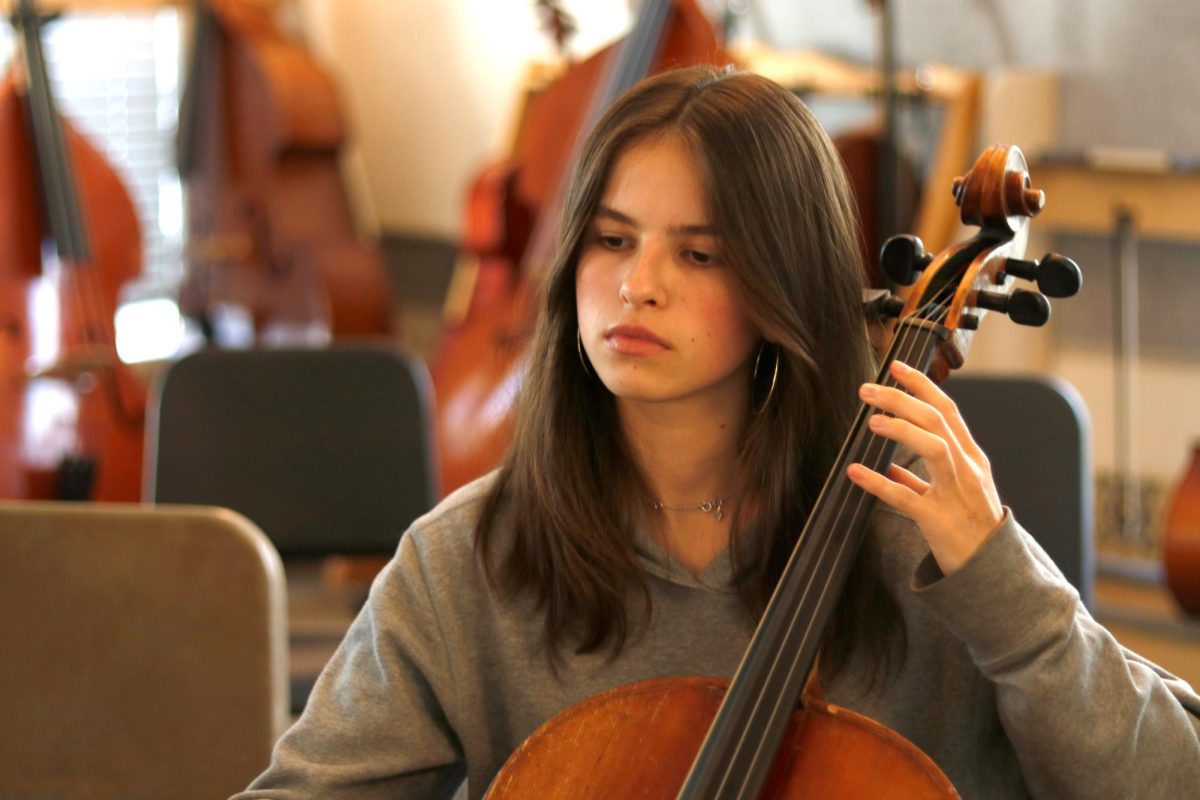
575;135;760;414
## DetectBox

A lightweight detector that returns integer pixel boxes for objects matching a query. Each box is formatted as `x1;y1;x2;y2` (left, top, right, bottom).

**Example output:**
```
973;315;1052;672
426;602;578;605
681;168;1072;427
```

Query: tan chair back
0;502;288;799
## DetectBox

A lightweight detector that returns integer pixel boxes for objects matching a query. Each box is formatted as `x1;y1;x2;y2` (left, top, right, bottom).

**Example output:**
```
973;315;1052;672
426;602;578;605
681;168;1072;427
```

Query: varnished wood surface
487;677;956;799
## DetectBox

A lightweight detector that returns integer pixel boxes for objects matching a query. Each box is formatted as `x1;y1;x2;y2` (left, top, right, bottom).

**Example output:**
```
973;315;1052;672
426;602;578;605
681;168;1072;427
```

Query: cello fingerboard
677;317;950;800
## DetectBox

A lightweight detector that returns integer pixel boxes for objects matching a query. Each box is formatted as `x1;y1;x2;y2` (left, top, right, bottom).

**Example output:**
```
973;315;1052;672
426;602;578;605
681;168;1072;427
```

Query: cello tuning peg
974;289;1051;327
879;235;932;286
1036;253;1082;297
1007;290;1051;327
1002;253;1083;298
862;288;907;319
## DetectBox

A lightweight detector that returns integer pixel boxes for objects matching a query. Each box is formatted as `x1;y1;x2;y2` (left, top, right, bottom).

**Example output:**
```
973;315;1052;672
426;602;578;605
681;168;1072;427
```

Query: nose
619;238;668;307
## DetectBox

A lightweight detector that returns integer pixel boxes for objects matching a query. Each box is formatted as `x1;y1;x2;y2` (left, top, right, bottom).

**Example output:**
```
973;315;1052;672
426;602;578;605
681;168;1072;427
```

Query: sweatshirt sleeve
912;513;1200;799
232;528;466;800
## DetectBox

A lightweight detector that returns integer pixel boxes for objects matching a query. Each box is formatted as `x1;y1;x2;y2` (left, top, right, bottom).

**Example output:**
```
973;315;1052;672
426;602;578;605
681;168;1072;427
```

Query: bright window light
115;297;185;363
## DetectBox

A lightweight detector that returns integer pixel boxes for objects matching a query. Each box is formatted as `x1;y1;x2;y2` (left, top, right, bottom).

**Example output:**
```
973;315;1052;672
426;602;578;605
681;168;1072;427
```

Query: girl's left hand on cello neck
846;360;1005;576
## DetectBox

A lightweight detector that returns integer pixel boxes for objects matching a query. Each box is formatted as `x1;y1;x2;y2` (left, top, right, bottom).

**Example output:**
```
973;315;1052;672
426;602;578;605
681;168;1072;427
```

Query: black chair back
146;345;439;556
944;374;1094;609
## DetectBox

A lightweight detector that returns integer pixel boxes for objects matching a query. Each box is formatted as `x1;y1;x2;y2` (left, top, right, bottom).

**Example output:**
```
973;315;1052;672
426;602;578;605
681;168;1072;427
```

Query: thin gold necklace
649;497;726;522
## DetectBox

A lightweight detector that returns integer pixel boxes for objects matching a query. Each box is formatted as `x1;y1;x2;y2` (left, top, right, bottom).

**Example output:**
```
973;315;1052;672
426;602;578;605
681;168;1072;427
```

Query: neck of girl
618;394;748;575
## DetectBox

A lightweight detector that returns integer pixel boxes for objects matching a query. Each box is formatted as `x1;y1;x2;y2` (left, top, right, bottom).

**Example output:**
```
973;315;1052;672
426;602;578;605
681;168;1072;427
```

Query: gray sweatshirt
235;473;1200;799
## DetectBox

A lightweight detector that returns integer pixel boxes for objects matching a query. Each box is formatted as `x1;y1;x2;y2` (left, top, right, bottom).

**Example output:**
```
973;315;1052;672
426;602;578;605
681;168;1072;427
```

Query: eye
592;232;628;250
683;248;721;267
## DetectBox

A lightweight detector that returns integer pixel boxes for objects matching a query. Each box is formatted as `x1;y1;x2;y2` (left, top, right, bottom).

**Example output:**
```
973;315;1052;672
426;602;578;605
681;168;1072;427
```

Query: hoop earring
577;329;593;377
752;342;779;414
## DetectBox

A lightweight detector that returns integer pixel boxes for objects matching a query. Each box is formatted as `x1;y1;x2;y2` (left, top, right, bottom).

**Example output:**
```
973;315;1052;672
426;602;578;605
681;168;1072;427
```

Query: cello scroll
871;144;1081;380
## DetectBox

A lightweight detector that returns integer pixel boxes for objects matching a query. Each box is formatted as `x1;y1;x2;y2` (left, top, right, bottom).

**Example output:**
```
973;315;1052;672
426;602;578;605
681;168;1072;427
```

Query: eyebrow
594;205;719;237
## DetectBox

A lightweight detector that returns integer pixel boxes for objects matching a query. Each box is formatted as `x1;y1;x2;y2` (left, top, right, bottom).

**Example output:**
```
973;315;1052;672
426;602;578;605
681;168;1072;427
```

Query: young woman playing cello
236;66;1200;799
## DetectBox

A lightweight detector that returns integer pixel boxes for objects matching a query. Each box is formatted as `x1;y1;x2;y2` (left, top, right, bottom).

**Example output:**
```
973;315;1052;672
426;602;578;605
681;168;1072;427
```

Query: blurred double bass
0;0;145;501
176;0;393;343
433;0;723;494
1164;443;1200;614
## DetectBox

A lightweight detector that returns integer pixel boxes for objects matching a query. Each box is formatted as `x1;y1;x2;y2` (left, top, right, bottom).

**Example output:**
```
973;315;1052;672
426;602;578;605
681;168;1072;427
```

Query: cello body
177;0;392;342
488;677;954;799
432;1;722;494
0;61;145;501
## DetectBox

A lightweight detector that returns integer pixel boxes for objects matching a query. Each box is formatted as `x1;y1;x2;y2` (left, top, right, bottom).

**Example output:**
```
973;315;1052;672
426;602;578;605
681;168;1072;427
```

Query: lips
604;324;671;356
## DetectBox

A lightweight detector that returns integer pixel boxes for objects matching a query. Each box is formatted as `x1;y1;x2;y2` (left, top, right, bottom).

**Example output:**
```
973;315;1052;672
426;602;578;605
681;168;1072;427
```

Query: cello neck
678;138;1052;791
678;316;952;800
13;0;90;264
176;0;217;180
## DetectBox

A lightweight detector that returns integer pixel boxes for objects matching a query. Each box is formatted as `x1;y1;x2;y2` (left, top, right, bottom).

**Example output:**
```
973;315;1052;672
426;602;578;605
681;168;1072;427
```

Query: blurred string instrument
176;0;393;344
1164;443;1200;614
487;144;1082;799
0;0;146;500
433;0;723;495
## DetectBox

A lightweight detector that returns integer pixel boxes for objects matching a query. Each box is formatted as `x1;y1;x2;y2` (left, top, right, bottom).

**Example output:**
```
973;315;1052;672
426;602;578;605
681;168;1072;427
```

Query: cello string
25;11;90;356
719;278;963;796
725;298;952;796
739;249;1010;794
712;306;941;796
22;11;71;256
706;296;940;794
25;6;139;430
24;13;77;307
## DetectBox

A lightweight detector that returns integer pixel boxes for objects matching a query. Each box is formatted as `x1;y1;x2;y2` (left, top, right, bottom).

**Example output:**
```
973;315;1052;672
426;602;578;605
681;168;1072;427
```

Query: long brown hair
476;65;903;679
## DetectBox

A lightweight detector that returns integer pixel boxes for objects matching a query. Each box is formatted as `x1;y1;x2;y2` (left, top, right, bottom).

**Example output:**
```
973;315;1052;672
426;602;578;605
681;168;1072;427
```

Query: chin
594;371;676;403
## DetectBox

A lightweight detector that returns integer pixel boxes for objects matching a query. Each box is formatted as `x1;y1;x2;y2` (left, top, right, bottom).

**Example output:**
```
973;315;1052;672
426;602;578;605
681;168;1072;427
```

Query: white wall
297;0;630;238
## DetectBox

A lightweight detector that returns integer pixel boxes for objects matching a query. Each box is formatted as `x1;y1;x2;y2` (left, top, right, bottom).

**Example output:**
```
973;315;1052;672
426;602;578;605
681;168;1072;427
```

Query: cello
0;0;145;501
176;0;393;343
485;145;1083;797
1163;442;1200;614
432;0;722;494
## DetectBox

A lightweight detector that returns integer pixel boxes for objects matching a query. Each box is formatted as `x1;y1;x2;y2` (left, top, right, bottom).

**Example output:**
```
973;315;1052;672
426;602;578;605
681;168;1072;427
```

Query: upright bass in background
0;0;146;501
433;0;723;494
176;0;393;344
1164;442;1200;614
